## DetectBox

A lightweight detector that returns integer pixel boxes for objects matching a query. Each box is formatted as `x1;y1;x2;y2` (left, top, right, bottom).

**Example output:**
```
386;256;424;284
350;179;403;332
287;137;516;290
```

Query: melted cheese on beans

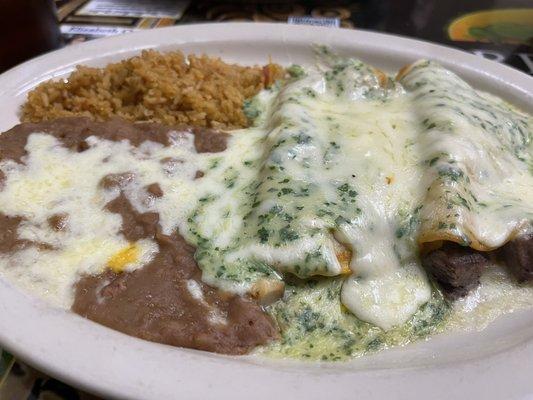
0;53;531;337
0;132;201;307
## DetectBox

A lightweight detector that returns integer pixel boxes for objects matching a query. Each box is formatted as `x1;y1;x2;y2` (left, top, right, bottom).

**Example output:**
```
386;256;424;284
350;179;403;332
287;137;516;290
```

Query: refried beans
0;117;279;355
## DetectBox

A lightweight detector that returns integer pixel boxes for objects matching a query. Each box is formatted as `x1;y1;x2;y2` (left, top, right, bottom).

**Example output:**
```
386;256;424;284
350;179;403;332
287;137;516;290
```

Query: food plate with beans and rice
0;23;532;400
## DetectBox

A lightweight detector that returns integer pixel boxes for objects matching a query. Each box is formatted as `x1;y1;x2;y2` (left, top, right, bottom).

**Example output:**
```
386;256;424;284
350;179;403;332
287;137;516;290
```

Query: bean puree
0;117;279;355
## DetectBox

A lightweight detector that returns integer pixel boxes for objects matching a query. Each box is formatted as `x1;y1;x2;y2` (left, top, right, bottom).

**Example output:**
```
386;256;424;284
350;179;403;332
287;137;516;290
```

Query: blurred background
0;0;532;398
1;0;532;74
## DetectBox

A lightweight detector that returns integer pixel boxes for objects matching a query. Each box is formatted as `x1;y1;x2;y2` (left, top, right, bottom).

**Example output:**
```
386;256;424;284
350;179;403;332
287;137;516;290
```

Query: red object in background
0;0;63;73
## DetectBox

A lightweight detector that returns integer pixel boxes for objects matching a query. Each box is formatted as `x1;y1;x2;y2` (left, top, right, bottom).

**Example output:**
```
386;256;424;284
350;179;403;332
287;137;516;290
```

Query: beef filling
422;242;490;299
499;235;533;283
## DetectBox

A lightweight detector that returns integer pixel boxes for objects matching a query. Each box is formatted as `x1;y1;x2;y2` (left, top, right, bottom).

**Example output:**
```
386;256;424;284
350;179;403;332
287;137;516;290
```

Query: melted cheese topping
399;61;533;250
0;132;201;307
0;51;532;348
186;57;433;329
107;244;140;273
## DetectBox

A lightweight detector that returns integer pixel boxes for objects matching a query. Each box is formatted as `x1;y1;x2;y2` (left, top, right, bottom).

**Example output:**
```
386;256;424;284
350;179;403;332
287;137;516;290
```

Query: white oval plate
0;23;533;400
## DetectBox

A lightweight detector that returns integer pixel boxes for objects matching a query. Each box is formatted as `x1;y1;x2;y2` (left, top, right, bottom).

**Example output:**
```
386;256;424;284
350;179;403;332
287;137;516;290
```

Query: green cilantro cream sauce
181;48;533;360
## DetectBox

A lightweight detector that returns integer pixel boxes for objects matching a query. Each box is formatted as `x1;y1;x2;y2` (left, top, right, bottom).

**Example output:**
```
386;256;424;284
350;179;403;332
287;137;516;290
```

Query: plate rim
1;22;533;400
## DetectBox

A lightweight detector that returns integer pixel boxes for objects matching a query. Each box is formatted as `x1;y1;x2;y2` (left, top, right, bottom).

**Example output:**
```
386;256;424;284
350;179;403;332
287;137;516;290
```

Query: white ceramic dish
0;23;532;400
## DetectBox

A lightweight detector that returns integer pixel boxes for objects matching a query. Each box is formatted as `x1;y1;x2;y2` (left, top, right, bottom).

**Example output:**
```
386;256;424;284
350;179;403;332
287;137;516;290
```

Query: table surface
0;0;532;399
